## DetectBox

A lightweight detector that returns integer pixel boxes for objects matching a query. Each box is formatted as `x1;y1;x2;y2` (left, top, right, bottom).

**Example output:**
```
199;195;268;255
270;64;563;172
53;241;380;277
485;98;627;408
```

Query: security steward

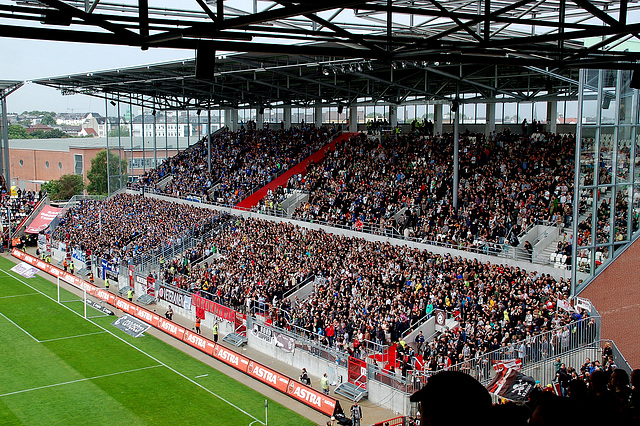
127;288;134;302
213;322;219;342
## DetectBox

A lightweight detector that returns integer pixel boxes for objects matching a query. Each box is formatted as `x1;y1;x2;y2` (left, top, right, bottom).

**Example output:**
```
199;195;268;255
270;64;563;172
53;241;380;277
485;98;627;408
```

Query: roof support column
453;104;460;212
256;107;264;129
486;101;496;135
283;106;292;129
0;95;10;190
434;104;443;135
224;108;238;132
389;105;398;128
349;105;358;133
548;100;558;134
315;103;323;128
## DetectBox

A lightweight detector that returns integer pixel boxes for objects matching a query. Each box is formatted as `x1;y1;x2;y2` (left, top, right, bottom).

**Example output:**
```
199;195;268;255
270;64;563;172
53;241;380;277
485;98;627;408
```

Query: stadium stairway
234;132;355;210
579;233;640;368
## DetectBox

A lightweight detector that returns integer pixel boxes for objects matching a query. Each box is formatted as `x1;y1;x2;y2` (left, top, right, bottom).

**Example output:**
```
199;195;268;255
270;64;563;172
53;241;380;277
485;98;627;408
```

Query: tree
40;114;56;126
42;174;84;201
7;124;28;139
108;125;130;137
43;129;67;139
86;150;128;195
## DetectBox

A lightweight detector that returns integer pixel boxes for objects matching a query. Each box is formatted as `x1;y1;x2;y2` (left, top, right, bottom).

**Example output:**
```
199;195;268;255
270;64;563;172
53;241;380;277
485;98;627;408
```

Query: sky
0;37;190;114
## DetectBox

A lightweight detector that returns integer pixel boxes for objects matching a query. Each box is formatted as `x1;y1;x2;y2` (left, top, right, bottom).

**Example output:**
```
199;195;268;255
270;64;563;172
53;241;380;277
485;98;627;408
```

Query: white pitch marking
40;331;108;342
0;311;40;342
195;374;209;378
0;267;265;426
0;293;39;299
0;365;163;397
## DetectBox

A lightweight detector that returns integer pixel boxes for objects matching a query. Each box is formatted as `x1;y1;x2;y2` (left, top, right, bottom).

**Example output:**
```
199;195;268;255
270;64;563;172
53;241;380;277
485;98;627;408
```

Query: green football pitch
0;256;316;426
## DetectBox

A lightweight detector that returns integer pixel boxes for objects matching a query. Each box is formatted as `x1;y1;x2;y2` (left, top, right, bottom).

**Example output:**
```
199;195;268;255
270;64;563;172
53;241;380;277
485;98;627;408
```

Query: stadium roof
0;80;23;98
32;51;583;110
8;1;639;109
1;1;640;69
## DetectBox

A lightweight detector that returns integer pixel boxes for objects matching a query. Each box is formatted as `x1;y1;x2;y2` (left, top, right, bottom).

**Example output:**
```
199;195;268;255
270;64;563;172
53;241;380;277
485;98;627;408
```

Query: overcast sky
0;37;190;114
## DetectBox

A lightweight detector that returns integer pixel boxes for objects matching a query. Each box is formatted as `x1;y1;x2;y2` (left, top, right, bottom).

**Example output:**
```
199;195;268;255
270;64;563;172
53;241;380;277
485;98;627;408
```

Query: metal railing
444;315;601;385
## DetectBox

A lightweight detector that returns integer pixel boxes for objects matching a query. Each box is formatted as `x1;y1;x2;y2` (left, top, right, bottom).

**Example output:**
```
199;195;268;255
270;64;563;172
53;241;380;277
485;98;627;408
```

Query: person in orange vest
63;259;68;272
88;271;94;284
195;317;201;334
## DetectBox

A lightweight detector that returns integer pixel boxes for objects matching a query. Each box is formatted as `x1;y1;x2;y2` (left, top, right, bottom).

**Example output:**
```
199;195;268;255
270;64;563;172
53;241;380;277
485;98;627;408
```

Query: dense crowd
291;130;575;253
1;188;46;228
158;215;583;366
52;194;227;263
133;126;334;206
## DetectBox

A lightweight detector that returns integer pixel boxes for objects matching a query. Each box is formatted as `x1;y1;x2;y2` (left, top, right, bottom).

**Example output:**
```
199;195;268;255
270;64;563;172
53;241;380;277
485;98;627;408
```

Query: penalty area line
40;331;108;342
0;293;40;299
0;365;163;397
0;267;265;426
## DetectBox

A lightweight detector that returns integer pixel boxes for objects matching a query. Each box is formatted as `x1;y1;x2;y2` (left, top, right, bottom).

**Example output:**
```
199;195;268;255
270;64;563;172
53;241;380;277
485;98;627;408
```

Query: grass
0;256;316;426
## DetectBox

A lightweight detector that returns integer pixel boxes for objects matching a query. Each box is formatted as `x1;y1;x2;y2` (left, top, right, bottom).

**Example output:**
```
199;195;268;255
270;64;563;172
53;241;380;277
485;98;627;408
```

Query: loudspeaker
602;97;611;110
451;101;459;113
338;105;344;114
631;69;640;90
259;107;264;114
196;42;216;80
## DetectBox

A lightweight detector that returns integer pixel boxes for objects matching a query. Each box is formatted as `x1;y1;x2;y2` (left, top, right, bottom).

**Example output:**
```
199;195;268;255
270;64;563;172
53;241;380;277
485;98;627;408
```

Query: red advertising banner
286;380;337;416
212;343;250;371
348;356;368;390
156;317;186;340
246;360;291;393
182;330;215;356
191;293;235;322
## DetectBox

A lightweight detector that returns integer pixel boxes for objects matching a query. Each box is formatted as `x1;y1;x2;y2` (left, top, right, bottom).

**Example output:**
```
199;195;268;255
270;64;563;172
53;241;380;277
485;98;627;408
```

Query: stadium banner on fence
191;293;235;322
348;356;368;390
11;249;339;417
101;259;118;281
136;275;156;297
274;332;296;353
146;276;156;297
252;322;273;344
574;297;592;312
157;283;191;310
71;248;86;264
